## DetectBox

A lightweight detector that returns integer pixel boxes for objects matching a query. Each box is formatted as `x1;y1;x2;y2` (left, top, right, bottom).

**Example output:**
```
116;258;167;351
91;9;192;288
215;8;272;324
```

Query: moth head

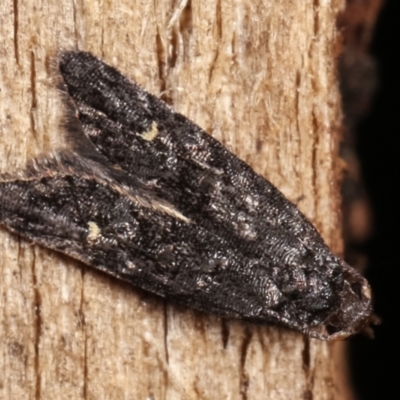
311;261;378;340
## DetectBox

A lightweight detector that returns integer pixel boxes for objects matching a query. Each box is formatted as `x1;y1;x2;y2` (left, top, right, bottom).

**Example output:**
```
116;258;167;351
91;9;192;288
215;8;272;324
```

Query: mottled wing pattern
0;51;374;339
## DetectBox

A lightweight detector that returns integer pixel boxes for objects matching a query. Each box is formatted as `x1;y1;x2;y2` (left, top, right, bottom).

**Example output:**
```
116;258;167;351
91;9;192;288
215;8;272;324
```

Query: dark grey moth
0;51;375;340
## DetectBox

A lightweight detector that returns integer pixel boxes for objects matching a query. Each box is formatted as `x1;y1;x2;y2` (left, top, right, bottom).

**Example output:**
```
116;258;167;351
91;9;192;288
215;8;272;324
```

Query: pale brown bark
0;1;366;399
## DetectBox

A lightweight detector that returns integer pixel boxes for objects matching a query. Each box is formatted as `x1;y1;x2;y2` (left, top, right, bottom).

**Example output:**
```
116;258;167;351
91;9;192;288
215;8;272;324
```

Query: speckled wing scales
0;51;375;340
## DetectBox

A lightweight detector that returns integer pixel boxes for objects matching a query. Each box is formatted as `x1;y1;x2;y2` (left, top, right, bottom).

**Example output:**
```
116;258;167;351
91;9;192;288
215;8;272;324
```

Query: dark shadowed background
350;0;400;398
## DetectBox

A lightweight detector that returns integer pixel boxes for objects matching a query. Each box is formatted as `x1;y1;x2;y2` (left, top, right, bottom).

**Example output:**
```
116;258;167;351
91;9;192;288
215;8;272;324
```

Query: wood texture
0;1;360;399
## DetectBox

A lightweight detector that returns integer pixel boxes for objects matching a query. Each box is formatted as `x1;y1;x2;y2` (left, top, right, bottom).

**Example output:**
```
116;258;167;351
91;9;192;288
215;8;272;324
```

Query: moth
0;51;375;340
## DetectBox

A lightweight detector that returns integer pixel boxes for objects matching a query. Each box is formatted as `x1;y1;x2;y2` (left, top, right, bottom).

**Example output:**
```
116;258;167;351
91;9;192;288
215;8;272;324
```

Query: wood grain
0;1;361;399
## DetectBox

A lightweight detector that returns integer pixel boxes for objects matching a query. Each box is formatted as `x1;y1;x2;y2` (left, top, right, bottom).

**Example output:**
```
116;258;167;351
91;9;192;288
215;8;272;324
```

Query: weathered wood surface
0;1;359;399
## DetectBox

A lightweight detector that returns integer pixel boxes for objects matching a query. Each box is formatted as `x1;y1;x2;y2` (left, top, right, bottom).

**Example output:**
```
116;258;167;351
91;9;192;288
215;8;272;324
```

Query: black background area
350;0;400;398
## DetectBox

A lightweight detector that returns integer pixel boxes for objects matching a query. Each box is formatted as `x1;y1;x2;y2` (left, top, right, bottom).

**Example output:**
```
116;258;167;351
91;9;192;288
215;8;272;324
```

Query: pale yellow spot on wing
138;121;159;141
87;221;101;241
